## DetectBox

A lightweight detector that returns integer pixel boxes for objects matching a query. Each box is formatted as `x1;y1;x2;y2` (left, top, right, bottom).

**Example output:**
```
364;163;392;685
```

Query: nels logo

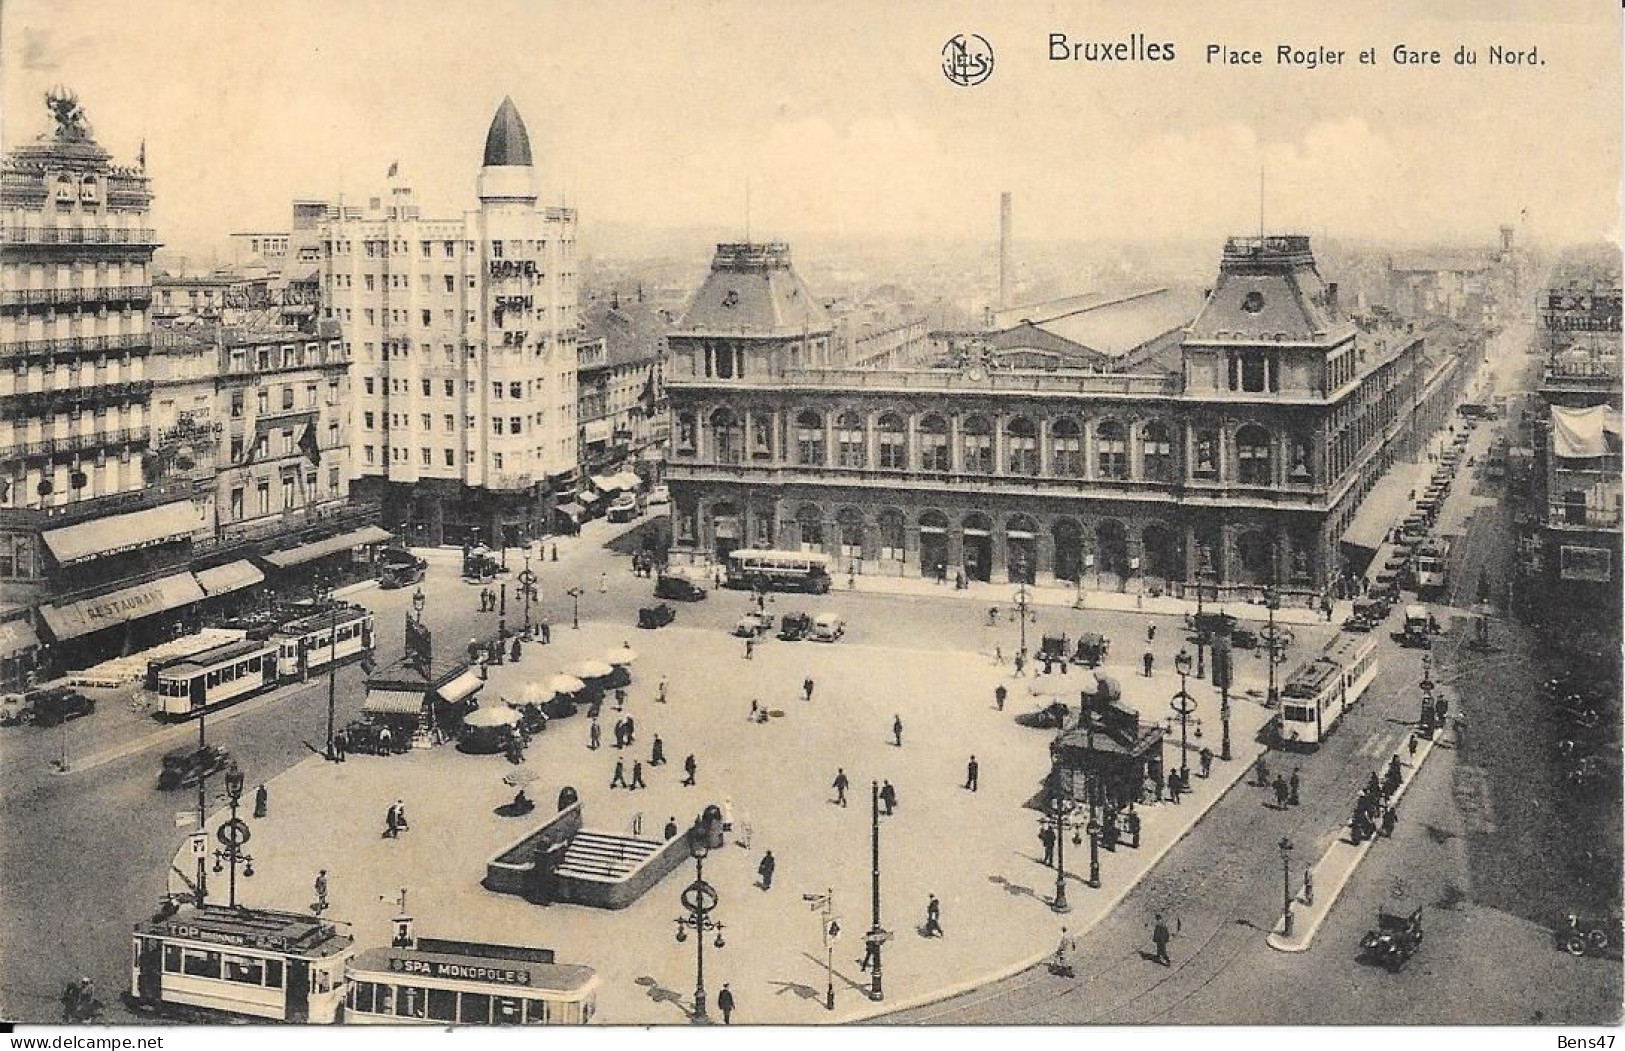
942;33;994;87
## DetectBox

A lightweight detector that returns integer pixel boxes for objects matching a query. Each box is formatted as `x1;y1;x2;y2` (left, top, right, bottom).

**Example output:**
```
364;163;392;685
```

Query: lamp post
1220;678;1233;762
1278;836;1295;937
674;838;725;1024
864;779;887;1002
566;587;583;630
194;705;209;904
1171;649;1197;783
495;582;508;665
1264;584;1282;708
1040;783;1088;911
1013;567;1032;660
212;765;255;909
411;586;426;624
803;889;837;1011
519;557;537;638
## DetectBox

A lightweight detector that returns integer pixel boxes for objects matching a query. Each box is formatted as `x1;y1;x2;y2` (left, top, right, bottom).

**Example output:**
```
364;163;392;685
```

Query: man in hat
833;768;850;807
610;759;628;789
758;850;776;890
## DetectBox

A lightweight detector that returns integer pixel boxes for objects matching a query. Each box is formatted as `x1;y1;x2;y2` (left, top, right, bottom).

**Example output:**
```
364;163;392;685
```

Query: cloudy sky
3;0;1619;258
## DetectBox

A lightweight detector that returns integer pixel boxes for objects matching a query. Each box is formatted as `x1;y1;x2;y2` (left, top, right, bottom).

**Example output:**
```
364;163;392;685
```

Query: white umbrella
548;674;586;695
503;768;541;787
520;680;553;706
576;660;615;680
608;645;638;666
464;705;520;729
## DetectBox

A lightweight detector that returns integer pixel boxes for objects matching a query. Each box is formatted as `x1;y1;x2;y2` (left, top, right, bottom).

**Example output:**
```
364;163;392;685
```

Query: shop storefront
38;571;208;667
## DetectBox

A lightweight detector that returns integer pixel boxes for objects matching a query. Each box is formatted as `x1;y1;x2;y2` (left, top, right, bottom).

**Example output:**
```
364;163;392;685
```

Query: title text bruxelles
1049;33;1175;62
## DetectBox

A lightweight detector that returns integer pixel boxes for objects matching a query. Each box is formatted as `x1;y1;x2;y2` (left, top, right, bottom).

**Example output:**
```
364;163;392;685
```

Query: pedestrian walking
1168;769;1182;803
1289;767;1301;806
314;870;329;913
1126;809;1142;848
994;684;1007;711
833;768;850;807
1272;774;1289;808
1147;623;1157;642
615;688;627;712
613;718;626;748
1256;754;1270;788
1152;914;1172;965
589;719;602;750
664;817;679;840
964;755;980;792
657;676;668;704
892;714;904;747
803;677;815;703
682;754;697;786
924;894;944;937
880;780;897;815
994;644;1004;665
625;716;636;745
1040;825;1056;867
1014;652;1027;677
334;729;348;761
717;983;735;1025
1199;747;1213;779
384;802;400;839
630;761;646;790
254;783;269;818
651;735;666;765
1143;650;1155;677
1408;732;1418;758
860;936;880;971
610;759;628;789
757;850;776;890
1381;805;1398;838
540;618;551;644
744;637;755;660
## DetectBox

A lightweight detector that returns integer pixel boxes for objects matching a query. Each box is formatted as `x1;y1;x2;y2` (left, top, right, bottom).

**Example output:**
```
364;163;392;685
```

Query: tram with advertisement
1277;634;1380;749
344;937;598;1025
724;549;833;593
127;906;354;1022
148;603;375;719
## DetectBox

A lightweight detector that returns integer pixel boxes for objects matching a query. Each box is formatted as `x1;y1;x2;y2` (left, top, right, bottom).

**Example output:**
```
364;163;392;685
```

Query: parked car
1230;626;1260;650
380;558;427;589
607;493;640;523
638;603;676;629
811;612;846;642
158;744;233;790
29;687;95;727
733;610;774;637
1072;632;1110;667
647;485;671;507
778;612;813;641
654;574;707;602
0;691;34;726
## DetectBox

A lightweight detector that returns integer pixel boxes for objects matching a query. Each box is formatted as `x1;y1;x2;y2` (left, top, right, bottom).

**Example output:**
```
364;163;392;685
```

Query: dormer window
721;290;739;309
1241;291;1265;313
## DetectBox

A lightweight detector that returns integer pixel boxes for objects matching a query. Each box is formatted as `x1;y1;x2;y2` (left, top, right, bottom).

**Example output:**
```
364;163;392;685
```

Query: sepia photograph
0;0;1620;1041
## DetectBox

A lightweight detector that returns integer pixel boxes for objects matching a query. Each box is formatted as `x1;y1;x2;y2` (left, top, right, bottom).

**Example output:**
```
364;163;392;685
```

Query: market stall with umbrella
603;647;636;689
459;704;521;754
576;659;616;692
546;673;588;718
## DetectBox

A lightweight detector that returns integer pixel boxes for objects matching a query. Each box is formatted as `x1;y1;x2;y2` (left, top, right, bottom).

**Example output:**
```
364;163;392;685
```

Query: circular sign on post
681;880;719;914
518;569;537;588
217;818;252;849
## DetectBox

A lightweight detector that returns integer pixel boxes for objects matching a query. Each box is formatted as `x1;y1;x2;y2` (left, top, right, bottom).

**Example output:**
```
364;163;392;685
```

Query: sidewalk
165;618;1275;1025
1266;719;1451;953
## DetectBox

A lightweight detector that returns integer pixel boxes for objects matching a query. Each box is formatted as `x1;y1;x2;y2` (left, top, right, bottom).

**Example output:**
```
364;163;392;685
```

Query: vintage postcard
0;0;1619;1043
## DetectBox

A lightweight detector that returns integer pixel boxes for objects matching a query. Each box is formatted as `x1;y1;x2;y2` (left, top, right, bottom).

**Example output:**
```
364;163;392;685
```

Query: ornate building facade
666;237;1466;599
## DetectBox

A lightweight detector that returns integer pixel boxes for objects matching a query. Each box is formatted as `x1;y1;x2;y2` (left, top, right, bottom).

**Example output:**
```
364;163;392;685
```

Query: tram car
128;905;353;1023
344;936;598;1025
270;604;375;680
1276;634;1379;749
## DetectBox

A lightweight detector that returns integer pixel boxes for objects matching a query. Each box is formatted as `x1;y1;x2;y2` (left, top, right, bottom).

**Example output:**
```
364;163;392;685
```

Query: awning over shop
0;619;40;658
577;491;601;505
582;420;613;443
436;668;485;704
556;502;586;521
261;525;395;569
362;688;427;717
1551;404;1623;460
42;500;205;566
589;474;624;493
1340;469;1416;563
195;560;265;597
40;571;206;641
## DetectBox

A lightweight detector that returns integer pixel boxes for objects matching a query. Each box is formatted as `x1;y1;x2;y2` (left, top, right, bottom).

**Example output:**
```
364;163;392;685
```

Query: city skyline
3;0;1620;263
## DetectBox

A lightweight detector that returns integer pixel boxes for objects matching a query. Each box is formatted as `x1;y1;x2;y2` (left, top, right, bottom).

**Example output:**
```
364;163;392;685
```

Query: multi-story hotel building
666;236;1467;598
325;97;579;548
576;294;668;480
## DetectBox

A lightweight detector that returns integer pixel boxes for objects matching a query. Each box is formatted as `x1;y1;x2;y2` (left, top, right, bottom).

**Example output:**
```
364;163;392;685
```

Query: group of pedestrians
1254;760;1302;809
1349;753;1405;844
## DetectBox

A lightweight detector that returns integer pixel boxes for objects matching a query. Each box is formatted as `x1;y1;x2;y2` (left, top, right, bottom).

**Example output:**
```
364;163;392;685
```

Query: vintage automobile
811;612;846;642
1229;626;1260;650
777;612;813;641
638;602;676;629
1187;610;1237;645
607;493;640;524
379;558;427;590
0;691;29;726
732;610;774;637
1015;701;1073;730
1397;605;1434;649
1559;912;1623;958
158;744;234;790
647;485;671;507
1342;612;1377;633
1072;632;1110;667
462;550;505;582
1037;635;1070;663
654;574;707;602
30;687;96;727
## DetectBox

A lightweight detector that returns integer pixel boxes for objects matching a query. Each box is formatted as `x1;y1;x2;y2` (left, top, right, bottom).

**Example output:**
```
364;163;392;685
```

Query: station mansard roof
674;243;834;339
1185;235;1355;347
482;96;534;168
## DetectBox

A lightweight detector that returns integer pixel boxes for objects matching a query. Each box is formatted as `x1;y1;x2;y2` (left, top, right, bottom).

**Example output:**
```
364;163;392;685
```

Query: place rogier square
0;3;1620;1051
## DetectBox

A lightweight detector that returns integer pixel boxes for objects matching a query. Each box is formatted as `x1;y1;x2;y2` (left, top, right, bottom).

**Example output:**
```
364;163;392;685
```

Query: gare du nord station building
665;237;1467;601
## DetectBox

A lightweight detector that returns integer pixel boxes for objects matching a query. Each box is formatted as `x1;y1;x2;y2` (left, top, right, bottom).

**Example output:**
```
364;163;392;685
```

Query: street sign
826;919;841;942
189;832;207;858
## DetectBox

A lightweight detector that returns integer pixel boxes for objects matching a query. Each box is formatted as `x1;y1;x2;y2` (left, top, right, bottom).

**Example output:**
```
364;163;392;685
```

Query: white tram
271;605;375;680
344;937;598;1025
151;639;279;719
1278;634;1380;748
129;906;353;1023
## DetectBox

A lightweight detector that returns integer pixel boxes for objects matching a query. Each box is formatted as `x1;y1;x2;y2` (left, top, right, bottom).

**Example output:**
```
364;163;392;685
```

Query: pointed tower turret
478;96;537;203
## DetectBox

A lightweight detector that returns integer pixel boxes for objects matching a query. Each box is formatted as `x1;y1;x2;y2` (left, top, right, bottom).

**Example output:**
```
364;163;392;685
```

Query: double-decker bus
128;906;353;1022
724;549;833;593
1278;634;1380;749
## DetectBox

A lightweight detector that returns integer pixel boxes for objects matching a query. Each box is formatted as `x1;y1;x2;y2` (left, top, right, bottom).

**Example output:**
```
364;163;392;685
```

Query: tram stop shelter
1049;676;1166;809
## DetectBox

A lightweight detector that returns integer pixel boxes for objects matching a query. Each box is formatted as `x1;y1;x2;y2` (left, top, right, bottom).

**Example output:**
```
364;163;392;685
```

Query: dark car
158;744;233;790
638;603;676;629
1016;701;1072;730
654;575;707;602
30;688;95;727
380;559;427;589
1230;626;1260;650
778;612;813;641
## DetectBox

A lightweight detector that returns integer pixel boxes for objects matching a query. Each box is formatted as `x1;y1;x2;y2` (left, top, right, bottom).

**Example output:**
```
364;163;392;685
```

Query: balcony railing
1547;503;1624;530
0;332;152;359
0;286;154;308
0;379;153;410
669;367;1181;397
1;226;159;246
7;427;145;458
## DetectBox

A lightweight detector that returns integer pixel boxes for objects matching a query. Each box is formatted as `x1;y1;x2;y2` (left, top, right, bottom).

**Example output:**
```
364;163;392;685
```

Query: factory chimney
999;191;1013;311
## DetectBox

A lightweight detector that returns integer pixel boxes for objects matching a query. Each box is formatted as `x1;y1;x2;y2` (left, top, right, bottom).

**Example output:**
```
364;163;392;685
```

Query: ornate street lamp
674;837;725;1024
864;780;889;1002
1279;836;1295;937
1040;783;1089;911
212;765;255;909
411;586;426;623
1264;584;1283;708
1171;649;1197;782
566;586;584;630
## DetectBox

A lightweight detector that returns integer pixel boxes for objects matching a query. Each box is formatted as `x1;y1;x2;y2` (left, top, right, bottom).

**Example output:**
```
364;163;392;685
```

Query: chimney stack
999;192;1013;311
1326;281;1339;317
